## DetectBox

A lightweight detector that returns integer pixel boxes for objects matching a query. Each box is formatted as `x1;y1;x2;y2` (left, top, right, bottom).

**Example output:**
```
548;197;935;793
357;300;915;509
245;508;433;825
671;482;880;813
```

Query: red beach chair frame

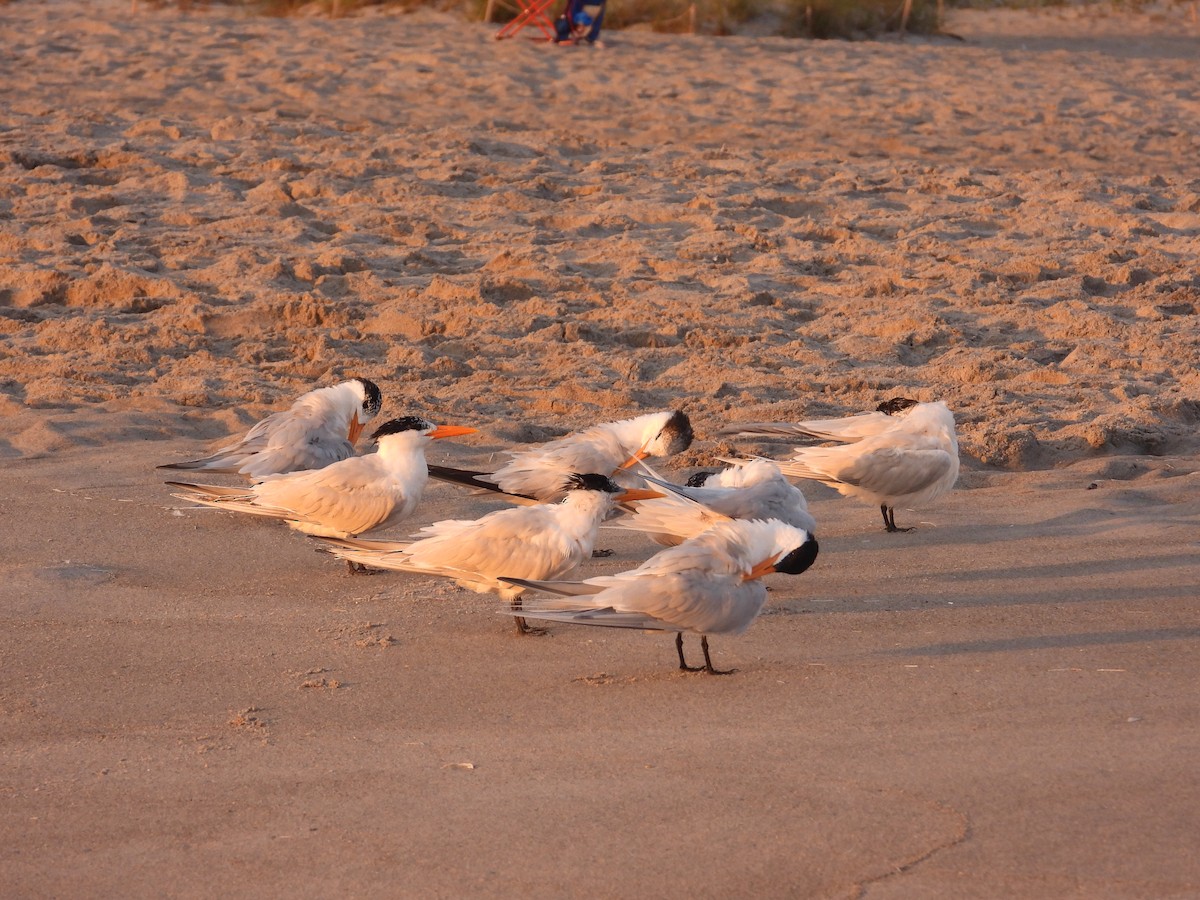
494;0;558;40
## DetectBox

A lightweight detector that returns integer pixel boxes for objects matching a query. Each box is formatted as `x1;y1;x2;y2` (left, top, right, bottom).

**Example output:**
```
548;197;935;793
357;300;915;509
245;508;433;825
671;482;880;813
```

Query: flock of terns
161;377;960;674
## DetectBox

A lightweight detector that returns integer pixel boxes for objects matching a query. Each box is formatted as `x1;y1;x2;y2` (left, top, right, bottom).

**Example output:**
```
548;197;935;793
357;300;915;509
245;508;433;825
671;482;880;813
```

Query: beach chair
489;0;559;40
488;0;605;42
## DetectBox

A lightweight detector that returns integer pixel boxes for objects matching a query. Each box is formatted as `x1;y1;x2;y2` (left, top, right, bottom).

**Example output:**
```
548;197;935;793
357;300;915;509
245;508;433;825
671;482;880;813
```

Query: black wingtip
498;576;535;589
427;464;540;503
427;463;501;491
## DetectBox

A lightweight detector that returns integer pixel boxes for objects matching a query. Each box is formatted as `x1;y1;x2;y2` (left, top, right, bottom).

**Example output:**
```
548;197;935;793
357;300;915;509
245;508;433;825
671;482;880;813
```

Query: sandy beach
2;0;1199;896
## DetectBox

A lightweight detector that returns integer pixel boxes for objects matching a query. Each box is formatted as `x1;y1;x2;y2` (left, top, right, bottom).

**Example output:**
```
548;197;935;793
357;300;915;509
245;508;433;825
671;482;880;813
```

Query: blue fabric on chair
554;0;605;43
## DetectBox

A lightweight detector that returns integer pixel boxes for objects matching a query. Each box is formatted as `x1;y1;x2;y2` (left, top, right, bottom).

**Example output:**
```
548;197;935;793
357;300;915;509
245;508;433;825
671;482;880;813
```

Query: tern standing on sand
502;518;819;674
722;399;959;532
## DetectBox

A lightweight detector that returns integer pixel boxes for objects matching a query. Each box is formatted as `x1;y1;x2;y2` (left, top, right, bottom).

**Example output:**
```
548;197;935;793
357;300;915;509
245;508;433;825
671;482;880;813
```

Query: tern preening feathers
618;458;817;546
159;378;384;478
168;417;477;544
427;410;694;503
501;518;819;674
315;474;662;634
723;399;958;533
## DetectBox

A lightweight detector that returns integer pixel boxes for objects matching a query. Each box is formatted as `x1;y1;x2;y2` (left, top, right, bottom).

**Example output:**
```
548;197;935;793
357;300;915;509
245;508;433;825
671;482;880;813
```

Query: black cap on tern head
566;473;624;494
352;378;384;417
774;537;819;576
371;416;434;440
877;397;919;416
659;410;695;456
686;471;715;488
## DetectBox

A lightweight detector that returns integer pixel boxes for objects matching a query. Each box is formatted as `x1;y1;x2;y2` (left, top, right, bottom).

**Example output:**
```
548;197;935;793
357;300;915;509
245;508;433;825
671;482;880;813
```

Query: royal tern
159;378;384;478
501;519;819;674
315;474;661;633
427;410;694;503
618;458;817;546
168;417;477;554
724;399;959;532
718;396;920;445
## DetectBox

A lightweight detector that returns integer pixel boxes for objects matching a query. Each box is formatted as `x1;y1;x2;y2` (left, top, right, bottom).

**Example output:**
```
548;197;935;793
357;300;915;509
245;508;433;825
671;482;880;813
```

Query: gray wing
719;412;896;444
784;443;951;497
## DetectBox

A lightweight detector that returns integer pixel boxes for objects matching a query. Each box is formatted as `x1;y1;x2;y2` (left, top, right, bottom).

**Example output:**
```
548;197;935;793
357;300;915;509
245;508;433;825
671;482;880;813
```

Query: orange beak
618;487;665;503
745;556;779;581
429;424;478;440
347;413;365;445
617;447;650;470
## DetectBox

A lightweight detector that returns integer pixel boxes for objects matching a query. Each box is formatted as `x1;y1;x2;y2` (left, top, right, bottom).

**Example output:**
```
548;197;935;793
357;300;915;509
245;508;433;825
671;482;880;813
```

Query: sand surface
2;0;1199;896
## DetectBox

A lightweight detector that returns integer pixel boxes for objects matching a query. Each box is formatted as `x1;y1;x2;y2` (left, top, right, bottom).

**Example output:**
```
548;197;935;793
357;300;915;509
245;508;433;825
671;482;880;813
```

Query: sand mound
0;0;1198;468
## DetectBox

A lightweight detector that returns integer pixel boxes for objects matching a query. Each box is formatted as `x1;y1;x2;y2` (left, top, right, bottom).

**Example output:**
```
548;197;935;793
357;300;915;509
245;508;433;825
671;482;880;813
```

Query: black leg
883;506;914;534
700;636;736;675
676;632;702;672
882;504;897;532
511;598;546;636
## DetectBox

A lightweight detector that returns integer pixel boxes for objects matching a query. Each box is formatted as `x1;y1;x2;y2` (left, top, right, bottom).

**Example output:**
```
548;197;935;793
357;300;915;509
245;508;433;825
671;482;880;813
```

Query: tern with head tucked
427;410;694;504
723;399;959;533
168;417;477;561
315;474;661;634
158;377;384;479
501;518;819;674
618;458;817;546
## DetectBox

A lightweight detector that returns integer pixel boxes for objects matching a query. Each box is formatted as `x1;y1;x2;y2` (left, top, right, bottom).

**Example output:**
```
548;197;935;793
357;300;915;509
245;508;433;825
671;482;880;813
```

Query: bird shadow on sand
942;550;1198;583
884;626;1200;657
788;542;1199;615
794;579;1194;615
829;501;1200;551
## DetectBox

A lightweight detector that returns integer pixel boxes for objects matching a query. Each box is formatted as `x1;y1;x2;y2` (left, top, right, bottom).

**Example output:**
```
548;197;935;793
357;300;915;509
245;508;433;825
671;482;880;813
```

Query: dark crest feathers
372;416;433;440
876;397;919;416
566;473;623;494
774;538;820;575
659;410;695;455
352;378;383;416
